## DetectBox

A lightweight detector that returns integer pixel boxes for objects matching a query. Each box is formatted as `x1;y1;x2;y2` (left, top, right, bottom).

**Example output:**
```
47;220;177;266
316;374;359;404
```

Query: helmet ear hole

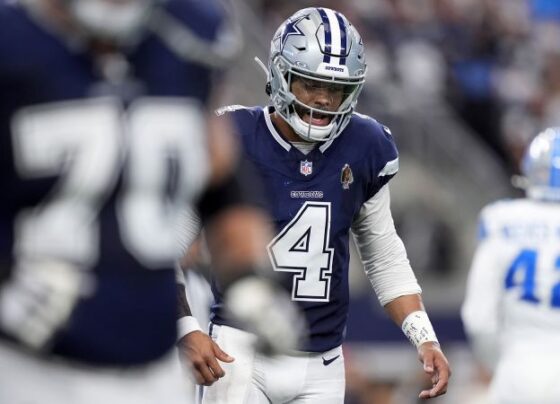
265;82;271;96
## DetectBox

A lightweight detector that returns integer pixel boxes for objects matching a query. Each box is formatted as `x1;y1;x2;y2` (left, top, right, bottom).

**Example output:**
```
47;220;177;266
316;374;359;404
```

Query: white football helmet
266;7;367;142
522;127;560;201
67;0;156;42
22;0;157;43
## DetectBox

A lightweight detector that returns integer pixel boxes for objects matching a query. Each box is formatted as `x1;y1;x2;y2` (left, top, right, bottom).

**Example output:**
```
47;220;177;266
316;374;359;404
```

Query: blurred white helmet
68;0;155;42
521;127;560;201
266;7;367;142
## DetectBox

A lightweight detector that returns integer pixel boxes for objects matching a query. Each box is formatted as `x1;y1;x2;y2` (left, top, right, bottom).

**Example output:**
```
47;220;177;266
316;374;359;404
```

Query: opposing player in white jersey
462;128;560;404
199;7;451;403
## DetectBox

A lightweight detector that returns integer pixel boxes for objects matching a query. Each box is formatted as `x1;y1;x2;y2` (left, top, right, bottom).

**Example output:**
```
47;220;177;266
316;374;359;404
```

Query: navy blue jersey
211;106;398;352
0;1;224;365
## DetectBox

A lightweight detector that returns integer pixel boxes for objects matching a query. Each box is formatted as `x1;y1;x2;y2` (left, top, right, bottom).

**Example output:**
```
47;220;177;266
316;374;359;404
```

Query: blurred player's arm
461;213;501;373
197;113;305;353
176;112;304;384
173;208;220;380
197;111;272;284
351;185;450;399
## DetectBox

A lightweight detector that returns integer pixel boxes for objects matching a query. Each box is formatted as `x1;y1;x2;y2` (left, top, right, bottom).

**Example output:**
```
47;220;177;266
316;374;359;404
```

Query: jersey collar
264;106;291;152
263;106;336;154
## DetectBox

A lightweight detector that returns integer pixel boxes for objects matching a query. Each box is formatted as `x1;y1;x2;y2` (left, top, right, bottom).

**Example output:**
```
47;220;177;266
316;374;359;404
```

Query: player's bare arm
203;103;274;283
385;294;451;399
176;275;233;386
177;329;234;386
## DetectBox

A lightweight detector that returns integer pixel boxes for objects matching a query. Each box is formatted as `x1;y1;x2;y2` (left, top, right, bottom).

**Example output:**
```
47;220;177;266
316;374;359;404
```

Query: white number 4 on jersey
267;202;334;302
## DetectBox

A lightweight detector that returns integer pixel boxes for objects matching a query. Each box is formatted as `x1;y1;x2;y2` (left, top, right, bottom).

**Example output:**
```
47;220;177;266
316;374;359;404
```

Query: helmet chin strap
255;57;274;96
289;108;336;142
254;57;269;79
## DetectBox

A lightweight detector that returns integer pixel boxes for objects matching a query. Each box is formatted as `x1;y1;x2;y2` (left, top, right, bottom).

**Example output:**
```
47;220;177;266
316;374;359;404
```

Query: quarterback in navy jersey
0;0;302;403
211;106;399;352
202;8;450;404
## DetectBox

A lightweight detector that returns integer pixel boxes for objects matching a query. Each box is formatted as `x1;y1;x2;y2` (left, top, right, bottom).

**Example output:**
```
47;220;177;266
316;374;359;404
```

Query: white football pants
489;347;560;404
202;324;345;404
0;341;192;404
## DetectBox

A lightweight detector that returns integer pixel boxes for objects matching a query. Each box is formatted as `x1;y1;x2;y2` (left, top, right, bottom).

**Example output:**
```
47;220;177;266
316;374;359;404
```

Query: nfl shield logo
300;160;313;176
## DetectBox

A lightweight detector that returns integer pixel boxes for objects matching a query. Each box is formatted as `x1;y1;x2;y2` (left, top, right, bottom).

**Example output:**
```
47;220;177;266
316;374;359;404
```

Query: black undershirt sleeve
177;284;192;318
196;157;267;224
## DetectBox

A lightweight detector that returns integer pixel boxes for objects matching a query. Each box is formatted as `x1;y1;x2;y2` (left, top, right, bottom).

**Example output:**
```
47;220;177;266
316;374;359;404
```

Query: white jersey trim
319;136;336;153
264;106;291;152
379;157;399;177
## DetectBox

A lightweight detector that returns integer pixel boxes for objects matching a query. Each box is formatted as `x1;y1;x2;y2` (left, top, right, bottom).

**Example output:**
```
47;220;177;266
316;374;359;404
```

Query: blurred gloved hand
224;274;307;355
0;259;92;350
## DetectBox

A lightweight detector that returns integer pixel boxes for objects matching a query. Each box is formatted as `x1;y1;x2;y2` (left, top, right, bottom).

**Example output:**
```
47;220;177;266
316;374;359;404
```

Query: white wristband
177;316;202;341
401;310;439;348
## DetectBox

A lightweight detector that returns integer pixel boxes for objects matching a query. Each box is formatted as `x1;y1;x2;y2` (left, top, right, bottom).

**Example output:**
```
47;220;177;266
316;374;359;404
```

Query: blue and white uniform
462;199;560;404
0;1;228;403
204;106;421;404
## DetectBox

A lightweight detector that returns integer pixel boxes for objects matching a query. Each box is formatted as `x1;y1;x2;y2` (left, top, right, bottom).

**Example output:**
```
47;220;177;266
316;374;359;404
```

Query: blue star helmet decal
280;14;308;51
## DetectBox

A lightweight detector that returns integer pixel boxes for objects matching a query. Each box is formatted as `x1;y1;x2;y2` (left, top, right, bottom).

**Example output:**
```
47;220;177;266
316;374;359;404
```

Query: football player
462;128;560;404
0;0;302;403
201;7;451;403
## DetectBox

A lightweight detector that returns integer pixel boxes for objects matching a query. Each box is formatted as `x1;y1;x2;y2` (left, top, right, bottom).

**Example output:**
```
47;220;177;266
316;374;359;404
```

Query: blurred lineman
0;0;296;403
462;128;560;404
203;7;451;403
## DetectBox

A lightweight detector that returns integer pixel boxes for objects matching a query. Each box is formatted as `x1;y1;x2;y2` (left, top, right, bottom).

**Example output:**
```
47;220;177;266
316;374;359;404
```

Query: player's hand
224;275;307;355
417;341;451;399
178;330;234;386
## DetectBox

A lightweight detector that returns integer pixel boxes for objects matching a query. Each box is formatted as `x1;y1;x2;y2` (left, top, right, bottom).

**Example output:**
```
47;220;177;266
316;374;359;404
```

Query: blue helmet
266;7;367;142
521;127;560;201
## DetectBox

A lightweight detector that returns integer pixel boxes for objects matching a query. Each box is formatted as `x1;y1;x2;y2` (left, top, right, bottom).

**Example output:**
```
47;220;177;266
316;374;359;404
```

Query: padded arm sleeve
351;185;421;306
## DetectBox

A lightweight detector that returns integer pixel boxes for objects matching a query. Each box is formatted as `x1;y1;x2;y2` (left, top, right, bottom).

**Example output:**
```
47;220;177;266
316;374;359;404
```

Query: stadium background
4;0;554;402
217;0;560;402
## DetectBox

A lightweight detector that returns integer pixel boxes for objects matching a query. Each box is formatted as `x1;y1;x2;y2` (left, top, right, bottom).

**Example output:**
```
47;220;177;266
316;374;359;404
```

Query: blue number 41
505;249;560;307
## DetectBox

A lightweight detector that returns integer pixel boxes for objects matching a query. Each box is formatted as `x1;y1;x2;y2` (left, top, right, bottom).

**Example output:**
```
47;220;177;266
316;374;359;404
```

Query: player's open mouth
298;110;332;126
306;112;331;126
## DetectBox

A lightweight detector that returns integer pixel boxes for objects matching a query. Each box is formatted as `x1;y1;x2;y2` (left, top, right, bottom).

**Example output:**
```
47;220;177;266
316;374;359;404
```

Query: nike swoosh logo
322;355;340;366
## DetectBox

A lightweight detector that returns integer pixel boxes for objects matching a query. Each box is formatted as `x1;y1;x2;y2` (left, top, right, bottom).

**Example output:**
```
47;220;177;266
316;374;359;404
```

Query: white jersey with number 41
462;198;560;404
